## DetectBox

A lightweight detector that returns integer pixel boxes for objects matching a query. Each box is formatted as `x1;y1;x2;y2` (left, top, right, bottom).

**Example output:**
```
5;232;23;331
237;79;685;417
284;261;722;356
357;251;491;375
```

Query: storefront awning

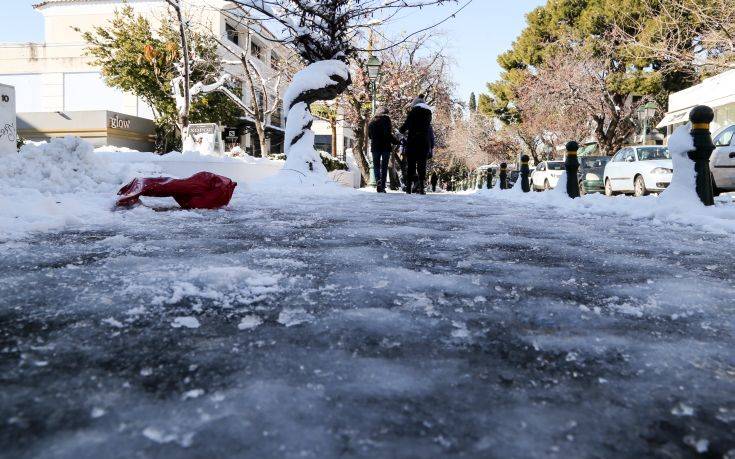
658;93;735;128
656;108;691;128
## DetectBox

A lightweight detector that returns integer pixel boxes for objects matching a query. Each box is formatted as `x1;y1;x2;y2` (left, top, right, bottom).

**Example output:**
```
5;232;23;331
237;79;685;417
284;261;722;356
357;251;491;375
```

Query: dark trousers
372;151;390;188
405;156;427;193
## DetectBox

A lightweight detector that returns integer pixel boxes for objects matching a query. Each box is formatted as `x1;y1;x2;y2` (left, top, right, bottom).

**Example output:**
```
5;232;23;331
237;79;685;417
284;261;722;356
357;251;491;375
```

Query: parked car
603;146;672;197
577;156;610;195
711;124;735;194
530;161;565;191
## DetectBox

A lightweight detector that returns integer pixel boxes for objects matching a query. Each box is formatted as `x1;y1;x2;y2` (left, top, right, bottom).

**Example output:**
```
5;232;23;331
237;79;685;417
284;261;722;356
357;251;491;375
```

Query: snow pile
659;123;700;207
282;60;350;111
0;137;158;239
2;136;134;193
552;171;568;196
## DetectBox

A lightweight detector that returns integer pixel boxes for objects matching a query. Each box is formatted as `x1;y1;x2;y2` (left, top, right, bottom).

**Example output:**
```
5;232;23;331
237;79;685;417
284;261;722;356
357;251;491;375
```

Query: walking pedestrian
399;95;433;195
430;172;439;192
368;107;400;193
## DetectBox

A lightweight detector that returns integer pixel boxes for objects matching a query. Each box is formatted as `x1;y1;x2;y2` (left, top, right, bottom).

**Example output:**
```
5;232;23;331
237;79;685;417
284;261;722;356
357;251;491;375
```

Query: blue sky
1;0;544;103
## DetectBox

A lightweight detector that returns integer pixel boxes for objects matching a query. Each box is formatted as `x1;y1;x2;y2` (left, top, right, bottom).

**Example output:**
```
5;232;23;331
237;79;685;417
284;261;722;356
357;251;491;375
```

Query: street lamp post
637;102;657;145
366;54;382;186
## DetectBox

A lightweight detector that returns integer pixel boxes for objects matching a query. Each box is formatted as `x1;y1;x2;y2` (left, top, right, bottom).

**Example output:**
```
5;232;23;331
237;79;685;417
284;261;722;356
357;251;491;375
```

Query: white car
603;146;672;197
711;124;735;194
530;161;565;191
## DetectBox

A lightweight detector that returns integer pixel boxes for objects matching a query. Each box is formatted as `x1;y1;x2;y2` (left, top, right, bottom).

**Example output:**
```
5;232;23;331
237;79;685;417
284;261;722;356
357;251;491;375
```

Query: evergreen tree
478;0;699;154
469;92;477;112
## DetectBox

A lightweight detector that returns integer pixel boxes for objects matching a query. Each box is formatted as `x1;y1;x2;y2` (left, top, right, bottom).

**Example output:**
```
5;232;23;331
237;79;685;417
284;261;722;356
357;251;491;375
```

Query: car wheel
578;181;586;196
633;175;648;197
544;179;550;191
604;178;615;197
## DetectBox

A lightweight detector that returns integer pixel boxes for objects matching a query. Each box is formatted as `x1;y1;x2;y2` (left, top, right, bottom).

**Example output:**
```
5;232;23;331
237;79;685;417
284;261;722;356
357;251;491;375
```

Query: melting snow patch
142;427;194;447
238;315;263;331
671;402;695;417
278;308;314;327
182;389;205;400
171;316;200;329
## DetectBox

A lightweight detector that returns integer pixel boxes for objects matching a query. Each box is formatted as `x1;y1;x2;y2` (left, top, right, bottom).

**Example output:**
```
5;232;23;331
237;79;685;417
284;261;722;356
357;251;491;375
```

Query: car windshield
547;162;565;170
581;157;610;168
637;147;670;160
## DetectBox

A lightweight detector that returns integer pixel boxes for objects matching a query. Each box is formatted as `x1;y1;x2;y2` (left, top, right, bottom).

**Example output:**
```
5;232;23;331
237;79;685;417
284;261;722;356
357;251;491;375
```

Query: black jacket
399;104;433;158
368;115;399;153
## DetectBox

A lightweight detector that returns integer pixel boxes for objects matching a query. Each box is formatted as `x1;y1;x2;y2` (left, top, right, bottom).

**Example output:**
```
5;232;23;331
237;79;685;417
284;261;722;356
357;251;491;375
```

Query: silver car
711;125;735;193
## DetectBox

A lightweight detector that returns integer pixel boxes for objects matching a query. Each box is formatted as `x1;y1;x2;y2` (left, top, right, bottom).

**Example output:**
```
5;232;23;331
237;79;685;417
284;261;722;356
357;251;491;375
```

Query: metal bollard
520;154;530;192
689;106;715;206
565;141;580;199
499;163;508;190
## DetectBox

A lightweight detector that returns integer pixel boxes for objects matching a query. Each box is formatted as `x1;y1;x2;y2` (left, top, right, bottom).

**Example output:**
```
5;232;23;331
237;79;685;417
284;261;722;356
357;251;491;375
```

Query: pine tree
469;92;477;112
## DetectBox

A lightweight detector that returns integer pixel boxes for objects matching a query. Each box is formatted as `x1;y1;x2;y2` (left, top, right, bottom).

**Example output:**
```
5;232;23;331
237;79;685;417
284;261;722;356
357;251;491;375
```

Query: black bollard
688;106;716;206
486;169;493;189
520;155;531;192
564;141;580;199
499;163;508;190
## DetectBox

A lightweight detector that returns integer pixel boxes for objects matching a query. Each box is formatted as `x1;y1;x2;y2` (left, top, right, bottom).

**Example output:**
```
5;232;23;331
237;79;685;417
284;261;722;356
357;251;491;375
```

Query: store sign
0;84;17;155
225;128;238;140
189;123;217;135
109;114;131;130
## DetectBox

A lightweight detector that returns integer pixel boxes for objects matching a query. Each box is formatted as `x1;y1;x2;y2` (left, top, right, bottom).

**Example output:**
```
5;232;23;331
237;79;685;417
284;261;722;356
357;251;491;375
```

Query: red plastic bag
116;172;237;209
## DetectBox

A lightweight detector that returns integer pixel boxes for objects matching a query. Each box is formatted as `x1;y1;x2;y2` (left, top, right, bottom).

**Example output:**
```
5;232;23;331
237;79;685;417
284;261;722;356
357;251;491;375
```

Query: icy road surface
1;190;734;459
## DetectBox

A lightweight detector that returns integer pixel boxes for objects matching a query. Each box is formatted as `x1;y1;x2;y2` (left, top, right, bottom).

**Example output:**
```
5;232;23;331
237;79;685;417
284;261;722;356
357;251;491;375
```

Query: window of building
253;89;264;108
226;23;239;46
270;53;281;70
251;41;263;60
314;134;332;152
270;102;283;127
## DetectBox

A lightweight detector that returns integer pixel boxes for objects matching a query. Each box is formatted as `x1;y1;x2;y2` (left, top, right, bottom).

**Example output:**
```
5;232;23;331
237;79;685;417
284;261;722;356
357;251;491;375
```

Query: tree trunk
331;120;338;158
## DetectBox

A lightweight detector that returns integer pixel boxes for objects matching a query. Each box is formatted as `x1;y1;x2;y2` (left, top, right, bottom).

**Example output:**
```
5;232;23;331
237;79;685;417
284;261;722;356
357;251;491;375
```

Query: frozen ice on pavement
1;183;735;458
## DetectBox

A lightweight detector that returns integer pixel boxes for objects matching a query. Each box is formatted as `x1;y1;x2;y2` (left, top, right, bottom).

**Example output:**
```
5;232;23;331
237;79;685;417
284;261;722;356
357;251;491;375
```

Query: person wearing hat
367;107;400;193
399;95;433;195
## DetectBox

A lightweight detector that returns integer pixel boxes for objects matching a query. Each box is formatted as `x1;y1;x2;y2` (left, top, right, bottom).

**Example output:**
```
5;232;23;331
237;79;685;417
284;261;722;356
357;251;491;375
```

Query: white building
0;0;289;153
658;69;735;137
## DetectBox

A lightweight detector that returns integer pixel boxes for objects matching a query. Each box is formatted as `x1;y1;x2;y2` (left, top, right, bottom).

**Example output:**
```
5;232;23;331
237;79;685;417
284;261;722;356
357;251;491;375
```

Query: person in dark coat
399;95;433;195
368;107;399;193
430;172;439;192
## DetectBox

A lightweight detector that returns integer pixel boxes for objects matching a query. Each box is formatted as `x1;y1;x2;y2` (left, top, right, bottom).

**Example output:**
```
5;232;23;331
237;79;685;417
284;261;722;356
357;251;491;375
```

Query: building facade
0;0;289;153
658;69;735;137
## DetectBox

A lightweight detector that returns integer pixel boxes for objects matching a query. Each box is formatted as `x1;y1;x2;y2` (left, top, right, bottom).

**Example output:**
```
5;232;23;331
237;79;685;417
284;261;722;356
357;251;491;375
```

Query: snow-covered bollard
498;163;509;190
688;106;716;206
520;154;531;193
486;169;494;189
564;141;581;199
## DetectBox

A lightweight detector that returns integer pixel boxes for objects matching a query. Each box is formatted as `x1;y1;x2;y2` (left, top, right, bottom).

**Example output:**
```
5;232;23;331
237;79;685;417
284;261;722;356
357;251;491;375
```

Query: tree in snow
227;0;457;180
81;5;241;151
214;20;298;157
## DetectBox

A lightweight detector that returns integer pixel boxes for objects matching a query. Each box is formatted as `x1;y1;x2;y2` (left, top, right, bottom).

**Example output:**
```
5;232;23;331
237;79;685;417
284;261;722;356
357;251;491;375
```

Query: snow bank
3;137;134;193
659;123;700;207
0;137;158;240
